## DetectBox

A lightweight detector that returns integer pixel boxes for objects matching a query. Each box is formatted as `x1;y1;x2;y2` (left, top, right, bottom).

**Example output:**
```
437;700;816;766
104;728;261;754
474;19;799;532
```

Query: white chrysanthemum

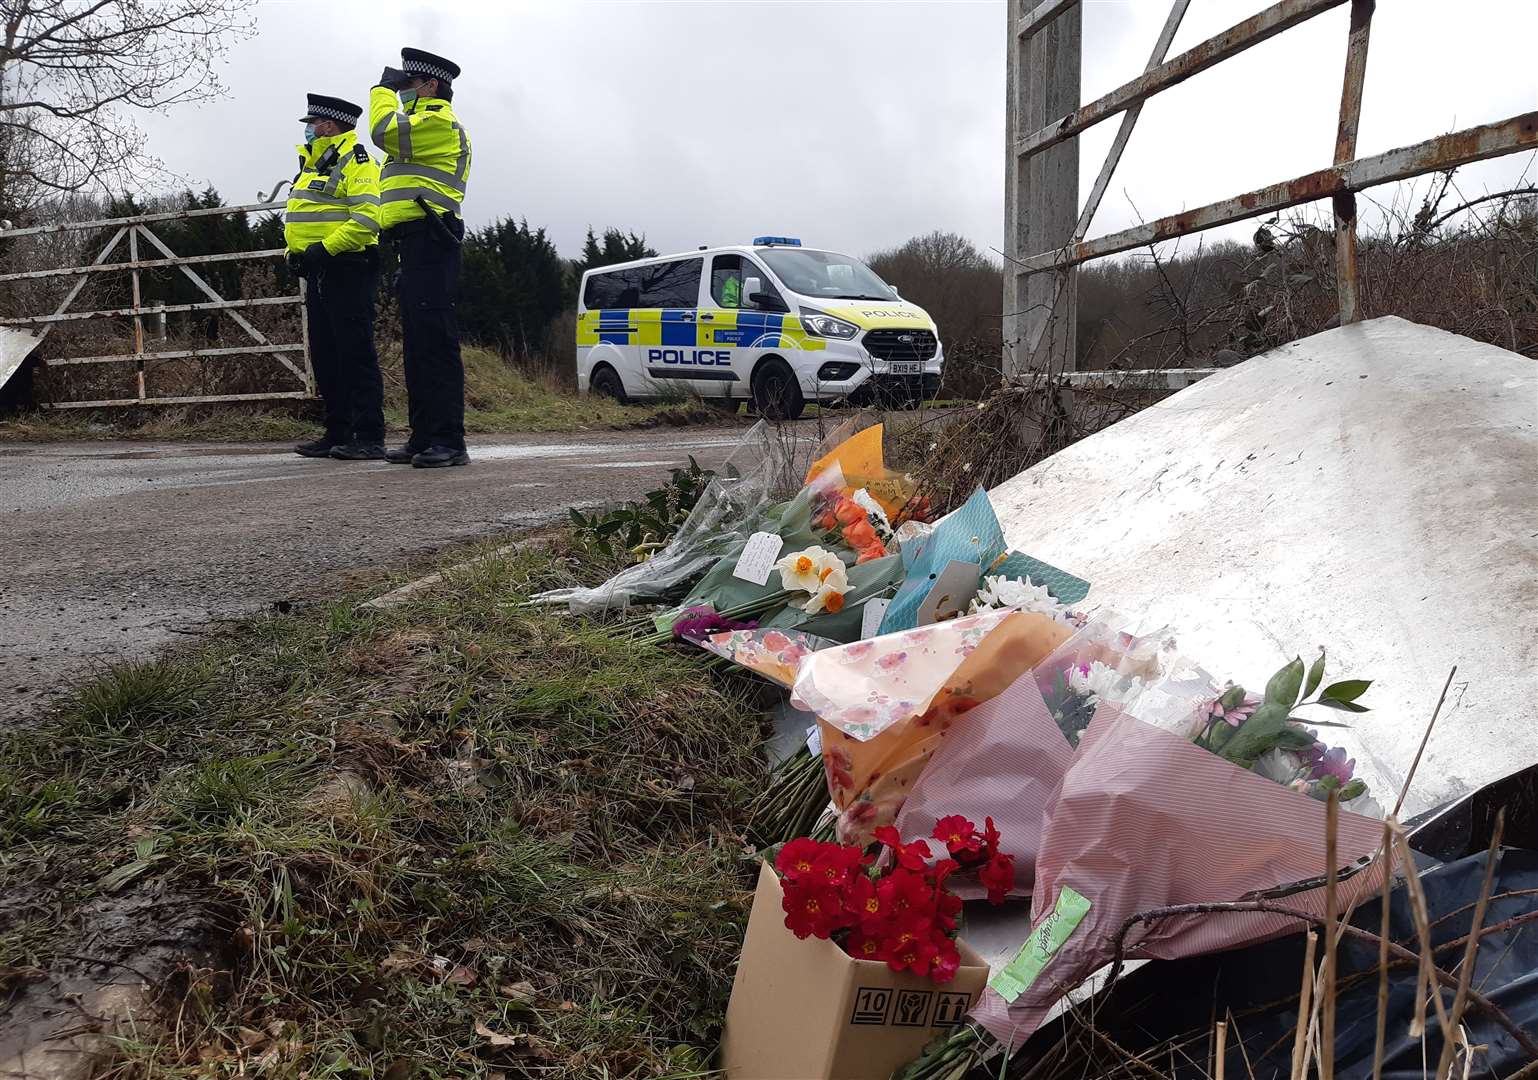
1068;660;1147;707
969;575;1072;623
776;546;842;594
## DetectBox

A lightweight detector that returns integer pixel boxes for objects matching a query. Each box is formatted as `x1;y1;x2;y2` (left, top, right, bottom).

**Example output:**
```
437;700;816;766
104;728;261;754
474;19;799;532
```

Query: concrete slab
991;317;1538;817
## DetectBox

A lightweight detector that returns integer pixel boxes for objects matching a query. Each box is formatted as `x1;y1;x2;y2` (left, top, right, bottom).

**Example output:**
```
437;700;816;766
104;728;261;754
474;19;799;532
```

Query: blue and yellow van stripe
576;309;827;352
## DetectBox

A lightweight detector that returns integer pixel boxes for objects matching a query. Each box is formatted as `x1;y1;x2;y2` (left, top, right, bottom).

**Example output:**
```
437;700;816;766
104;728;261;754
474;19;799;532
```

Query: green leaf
1321;679;1371;703
1217;701;1290;766
1304;650;1326;700
1316;698;1370;714
1264;658;1306;709
1275;726;1319;750
568;508;586;528
1338;779;1367;801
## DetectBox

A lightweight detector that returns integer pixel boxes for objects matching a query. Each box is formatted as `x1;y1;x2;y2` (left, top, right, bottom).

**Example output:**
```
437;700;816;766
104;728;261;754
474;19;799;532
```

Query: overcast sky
137;0;1537;262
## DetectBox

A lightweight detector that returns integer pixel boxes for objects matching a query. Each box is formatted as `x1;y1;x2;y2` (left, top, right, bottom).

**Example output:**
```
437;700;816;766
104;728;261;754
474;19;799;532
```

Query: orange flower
844;519;878;549
795;555;814;574
856;547;884;565
824;591;846;614
834;498;866;526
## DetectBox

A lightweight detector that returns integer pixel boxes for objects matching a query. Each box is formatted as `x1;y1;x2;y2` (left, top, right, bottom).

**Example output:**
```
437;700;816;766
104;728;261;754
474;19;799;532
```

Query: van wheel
753;358;804;421
591;366;627;404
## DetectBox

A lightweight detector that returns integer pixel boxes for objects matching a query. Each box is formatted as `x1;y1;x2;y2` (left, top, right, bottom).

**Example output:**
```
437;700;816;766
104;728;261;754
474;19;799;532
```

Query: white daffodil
776;545;843;595
803;578;849;615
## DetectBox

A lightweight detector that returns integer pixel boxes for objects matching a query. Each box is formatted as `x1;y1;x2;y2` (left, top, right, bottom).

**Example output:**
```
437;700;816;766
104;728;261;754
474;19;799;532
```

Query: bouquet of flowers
792;609;1074;847
775;816;1015;985
894;618;1164;898
957;648;1388;1055
879;486;1090;635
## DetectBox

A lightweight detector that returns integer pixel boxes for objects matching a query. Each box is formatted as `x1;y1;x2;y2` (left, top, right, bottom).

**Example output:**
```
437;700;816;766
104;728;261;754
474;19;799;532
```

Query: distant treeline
7;186;1534;400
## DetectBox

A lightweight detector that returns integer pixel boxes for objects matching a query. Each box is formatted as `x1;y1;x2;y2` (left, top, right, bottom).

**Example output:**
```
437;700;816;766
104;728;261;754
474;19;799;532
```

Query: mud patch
0;879;223;1079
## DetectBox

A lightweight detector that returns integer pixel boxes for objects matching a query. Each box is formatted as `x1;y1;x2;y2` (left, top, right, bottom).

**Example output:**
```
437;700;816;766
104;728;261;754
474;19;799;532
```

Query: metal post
129;226;145;401
1333;0;1374;324
1006;0;1081;376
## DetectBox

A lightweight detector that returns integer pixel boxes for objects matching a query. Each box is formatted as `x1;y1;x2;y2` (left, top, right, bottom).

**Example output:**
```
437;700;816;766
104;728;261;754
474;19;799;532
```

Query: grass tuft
0;538;769;1078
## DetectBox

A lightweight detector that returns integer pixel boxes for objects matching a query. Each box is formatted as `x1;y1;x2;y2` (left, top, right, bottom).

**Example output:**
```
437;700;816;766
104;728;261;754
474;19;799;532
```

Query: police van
576;237;942;419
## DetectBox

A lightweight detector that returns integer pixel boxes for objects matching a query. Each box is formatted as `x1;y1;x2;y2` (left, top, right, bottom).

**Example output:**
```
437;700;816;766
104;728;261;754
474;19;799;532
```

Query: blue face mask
303;123;317;144
398;88;418;108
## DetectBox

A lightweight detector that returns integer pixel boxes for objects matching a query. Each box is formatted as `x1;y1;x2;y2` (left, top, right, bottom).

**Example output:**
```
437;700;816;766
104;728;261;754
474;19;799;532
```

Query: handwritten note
860;597;891;639
733;532;784;586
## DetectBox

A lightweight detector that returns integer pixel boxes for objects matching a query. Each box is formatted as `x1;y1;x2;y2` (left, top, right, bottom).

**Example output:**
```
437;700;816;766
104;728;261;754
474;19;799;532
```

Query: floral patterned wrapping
791;609;1074;846
698;627;835;689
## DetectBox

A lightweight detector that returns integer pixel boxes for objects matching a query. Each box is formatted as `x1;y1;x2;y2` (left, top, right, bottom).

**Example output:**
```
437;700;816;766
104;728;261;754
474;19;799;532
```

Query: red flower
874;826;932;871
847;927;887;963
776;837;827;883
878;868;936;919
845;873;887;928
812;845;863;889
978;852;1016;905
782;884;844;939
936;887;964;930
932;815;982;858
885;933;940;977
983;816;1002;858
931;938;962;984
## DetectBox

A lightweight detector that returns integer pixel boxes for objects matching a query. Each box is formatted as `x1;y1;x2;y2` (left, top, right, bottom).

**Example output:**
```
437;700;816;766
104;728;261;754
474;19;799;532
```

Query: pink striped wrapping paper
895;666;1076;898
970;704;1387;1051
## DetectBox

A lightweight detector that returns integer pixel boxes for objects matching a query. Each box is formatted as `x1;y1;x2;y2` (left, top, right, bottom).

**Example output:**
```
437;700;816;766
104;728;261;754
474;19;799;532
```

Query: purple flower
672;606;758;642
1307;745;1356;783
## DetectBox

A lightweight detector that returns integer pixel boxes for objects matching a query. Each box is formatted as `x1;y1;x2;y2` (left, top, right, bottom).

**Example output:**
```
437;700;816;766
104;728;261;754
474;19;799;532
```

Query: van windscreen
756;249;896;302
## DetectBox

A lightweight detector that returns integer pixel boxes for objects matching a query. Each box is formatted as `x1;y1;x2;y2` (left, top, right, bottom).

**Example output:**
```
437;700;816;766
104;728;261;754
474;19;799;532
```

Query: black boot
330;442;386;461
411;445;471;468
296;436;343;459
385;442;425;464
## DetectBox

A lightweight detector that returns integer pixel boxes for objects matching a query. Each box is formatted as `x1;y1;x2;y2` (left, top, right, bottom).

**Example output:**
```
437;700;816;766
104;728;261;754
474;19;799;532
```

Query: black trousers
305;252;385;443
392;214;466;451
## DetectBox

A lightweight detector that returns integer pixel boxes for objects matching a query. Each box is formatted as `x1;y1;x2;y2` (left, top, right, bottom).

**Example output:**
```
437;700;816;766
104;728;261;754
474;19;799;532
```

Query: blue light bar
753;236;802;247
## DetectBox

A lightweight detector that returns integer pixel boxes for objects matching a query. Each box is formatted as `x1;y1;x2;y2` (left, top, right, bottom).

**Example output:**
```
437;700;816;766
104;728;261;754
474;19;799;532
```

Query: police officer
370;48;472;468
285;94;385;460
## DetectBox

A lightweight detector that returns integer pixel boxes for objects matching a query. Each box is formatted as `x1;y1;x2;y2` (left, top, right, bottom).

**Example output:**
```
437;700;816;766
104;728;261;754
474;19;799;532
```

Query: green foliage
568;456;716;561
1202;650;1373;770
458;217;568;357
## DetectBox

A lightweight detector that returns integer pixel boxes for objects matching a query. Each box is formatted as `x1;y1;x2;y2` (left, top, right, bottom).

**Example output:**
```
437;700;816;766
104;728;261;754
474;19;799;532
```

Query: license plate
888;362;923;375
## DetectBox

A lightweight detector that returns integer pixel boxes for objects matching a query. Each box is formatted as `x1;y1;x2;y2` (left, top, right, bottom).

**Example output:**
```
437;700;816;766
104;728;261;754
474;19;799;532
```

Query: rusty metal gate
0;201;311;408
1006;0;1538;376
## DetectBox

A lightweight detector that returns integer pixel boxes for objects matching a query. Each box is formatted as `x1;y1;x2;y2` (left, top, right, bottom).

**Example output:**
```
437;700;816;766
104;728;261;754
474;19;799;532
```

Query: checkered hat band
402;58;454;81
310;104;357;122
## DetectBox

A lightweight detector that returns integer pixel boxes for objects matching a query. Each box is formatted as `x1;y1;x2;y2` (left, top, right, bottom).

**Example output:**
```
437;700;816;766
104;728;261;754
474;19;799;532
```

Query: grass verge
0;348;722;442
0;538;771;1078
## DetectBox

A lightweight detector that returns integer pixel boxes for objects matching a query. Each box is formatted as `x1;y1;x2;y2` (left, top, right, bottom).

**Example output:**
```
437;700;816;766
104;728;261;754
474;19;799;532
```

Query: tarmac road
0;427;751;724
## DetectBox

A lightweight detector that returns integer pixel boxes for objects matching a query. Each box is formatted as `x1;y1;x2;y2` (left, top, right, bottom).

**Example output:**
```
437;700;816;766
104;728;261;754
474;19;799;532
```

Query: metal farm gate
0;201;311;408
1005;0;1538;380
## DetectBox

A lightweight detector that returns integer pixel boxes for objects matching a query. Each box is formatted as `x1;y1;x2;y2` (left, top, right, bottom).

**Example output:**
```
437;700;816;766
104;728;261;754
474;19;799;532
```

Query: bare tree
0;0;254;217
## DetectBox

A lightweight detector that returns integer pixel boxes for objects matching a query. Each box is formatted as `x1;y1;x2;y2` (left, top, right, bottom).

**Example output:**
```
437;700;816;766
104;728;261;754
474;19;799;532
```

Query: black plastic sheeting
1015;849;1538;1078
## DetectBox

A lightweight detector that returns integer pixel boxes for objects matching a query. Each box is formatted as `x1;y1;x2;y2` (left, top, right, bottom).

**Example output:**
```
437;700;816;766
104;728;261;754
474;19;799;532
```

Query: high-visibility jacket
368;88;472;230
283;131;382;255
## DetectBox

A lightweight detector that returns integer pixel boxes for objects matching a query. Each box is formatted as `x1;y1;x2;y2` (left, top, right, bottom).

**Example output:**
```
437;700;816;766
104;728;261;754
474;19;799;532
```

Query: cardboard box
721;862;989;1080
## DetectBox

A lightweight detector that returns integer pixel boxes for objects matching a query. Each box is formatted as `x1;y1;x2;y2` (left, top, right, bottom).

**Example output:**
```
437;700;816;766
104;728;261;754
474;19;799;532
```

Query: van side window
637;258;703;309
710;255;783;309
710;255;743;307
584;267;643;311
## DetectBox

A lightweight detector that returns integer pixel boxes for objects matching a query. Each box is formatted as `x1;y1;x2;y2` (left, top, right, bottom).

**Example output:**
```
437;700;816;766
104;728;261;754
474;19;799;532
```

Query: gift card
916;560;983;625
